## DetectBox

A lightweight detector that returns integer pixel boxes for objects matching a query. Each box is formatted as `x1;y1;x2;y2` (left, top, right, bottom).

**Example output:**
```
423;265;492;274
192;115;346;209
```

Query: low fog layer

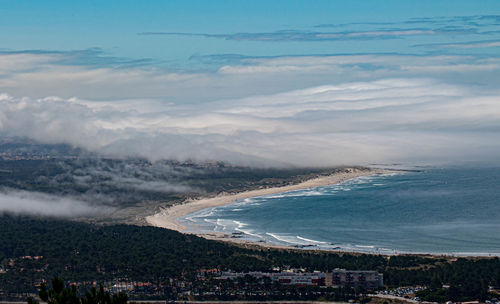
35;158;198;206
0;189;113;217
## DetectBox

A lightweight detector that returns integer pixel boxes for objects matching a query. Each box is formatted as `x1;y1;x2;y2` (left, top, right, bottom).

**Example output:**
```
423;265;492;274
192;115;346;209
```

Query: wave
177;170;500;255
231;197;257;206
185;209;215;221
201;218;229;232
235;228;262;239
202;217;264;239
265;233;296;244
264;190;326;199
232;220;246;228
296;235;328;244
355;245;376;249
228;173;396;204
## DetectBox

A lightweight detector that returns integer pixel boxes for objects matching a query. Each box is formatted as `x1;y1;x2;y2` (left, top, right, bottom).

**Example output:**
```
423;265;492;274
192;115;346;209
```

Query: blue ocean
179;167;500;255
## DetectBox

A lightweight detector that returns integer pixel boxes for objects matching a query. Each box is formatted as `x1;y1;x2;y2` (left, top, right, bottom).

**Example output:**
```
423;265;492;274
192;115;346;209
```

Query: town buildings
216;269;383;289
325;269;383;289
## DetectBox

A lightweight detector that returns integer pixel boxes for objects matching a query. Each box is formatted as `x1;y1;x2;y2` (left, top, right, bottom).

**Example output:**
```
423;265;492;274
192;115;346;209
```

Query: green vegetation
416;282;491;303
1;215;500;302
0;215;385;287
0;156;352;208
27;277;127;304
1;142;499;302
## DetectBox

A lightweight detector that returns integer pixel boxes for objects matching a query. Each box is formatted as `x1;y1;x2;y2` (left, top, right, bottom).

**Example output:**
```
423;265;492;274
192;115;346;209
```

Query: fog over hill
0;141;349;217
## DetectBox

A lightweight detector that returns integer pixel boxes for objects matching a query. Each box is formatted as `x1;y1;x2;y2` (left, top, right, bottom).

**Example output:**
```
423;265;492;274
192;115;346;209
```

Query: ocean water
179;167;500;255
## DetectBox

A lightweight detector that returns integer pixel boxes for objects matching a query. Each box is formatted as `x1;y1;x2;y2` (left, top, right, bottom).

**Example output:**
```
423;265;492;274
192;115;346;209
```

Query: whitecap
265;232;297;244
296;235;328;244
355;245;376;249
235;228;262;239
233;220;246;228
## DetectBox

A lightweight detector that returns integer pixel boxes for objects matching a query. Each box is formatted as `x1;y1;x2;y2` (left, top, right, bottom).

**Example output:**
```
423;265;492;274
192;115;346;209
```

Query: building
109;282;134;293
325;269;383;289
276;272;325;286
216;269;382;289
217;271;325;286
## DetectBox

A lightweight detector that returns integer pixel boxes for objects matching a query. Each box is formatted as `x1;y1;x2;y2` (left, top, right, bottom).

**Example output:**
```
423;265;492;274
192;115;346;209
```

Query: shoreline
146;168;500;257
146;167;392;251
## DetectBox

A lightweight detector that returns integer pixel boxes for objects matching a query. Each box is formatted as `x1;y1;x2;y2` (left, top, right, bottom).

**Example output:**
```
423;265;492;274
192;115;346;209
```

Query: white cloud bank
1;53;500;166
0;190;112;217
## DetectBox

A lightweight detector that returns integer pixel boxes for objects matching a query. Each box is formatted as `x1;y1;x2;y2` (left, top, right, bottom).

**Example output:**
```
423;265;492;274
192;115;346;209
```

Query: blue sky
2;0;500;67
1;1;500;166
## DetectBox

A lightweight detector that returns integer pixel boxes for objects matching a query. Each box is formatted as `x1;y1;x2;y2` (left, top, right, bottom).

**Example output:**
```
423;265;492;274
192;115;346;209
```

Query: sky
1;0;500;166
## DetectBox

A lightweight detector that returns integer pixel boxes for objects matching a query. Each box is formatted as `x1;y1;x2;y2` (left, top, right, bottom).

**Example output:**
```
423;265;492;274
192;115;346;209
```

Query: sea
179;167;500;256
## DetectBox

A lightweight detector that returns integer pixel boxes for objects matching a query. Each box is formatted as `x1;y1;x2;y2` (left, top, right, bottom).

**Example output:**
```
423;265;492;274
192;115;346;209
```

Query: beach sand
146;167;390;250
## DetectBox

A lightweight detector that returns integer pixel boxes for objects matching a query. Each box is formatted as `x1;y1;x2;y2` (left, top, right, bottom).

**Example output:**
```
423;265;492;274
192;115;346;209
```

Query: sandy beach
146;167;390;249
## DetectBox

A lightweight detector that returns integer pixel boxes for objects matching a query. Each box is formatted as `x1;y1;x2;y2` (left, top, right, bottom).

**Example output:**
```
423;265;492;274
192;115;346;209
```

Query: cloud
36;158;197;205
4;51;500;102
1;49;500;167
315;15;500;28
0;189;113;217
138;28;473;42
138;14;500;44
0;48;155;69
415;39;500;49
398;15;500;28
0;51;203;100
1;14;499;219
1;75;500;167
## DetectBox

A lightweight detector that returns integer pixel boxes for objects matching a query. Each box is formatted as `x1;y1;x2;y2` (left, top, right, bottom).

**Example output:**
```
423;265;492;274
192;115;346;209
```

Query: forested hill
1;215;500;300
0;141;367;224
0;145;360;217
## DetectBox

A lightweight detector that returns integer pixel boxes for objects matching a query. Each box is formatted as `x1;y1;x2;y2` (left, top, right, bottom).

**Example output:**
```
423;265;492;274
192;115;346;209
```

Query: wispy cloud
315;15;500;28
138;14;500;44
415;39;500;49
0;48;155;69
138;28;474;42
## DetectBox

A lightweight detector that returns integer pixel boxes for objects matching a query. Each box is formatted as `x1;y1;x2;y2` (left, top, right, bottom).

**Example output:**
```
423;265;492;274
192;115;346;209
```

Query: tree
39;278;79;304
27;278;127;304
81;285;127;304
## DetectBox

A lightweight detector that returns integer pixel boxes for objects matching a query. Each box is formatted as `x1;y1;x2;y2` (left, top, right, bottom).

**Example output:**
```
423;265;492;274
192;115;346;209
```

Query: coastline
146;167;391;251
146;168;500;257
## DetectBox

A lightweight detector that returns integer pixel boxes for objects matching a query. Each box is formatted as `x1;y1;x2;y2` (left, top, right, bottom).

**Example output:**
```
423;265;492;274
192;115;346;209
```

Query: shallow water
179;167;500;255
